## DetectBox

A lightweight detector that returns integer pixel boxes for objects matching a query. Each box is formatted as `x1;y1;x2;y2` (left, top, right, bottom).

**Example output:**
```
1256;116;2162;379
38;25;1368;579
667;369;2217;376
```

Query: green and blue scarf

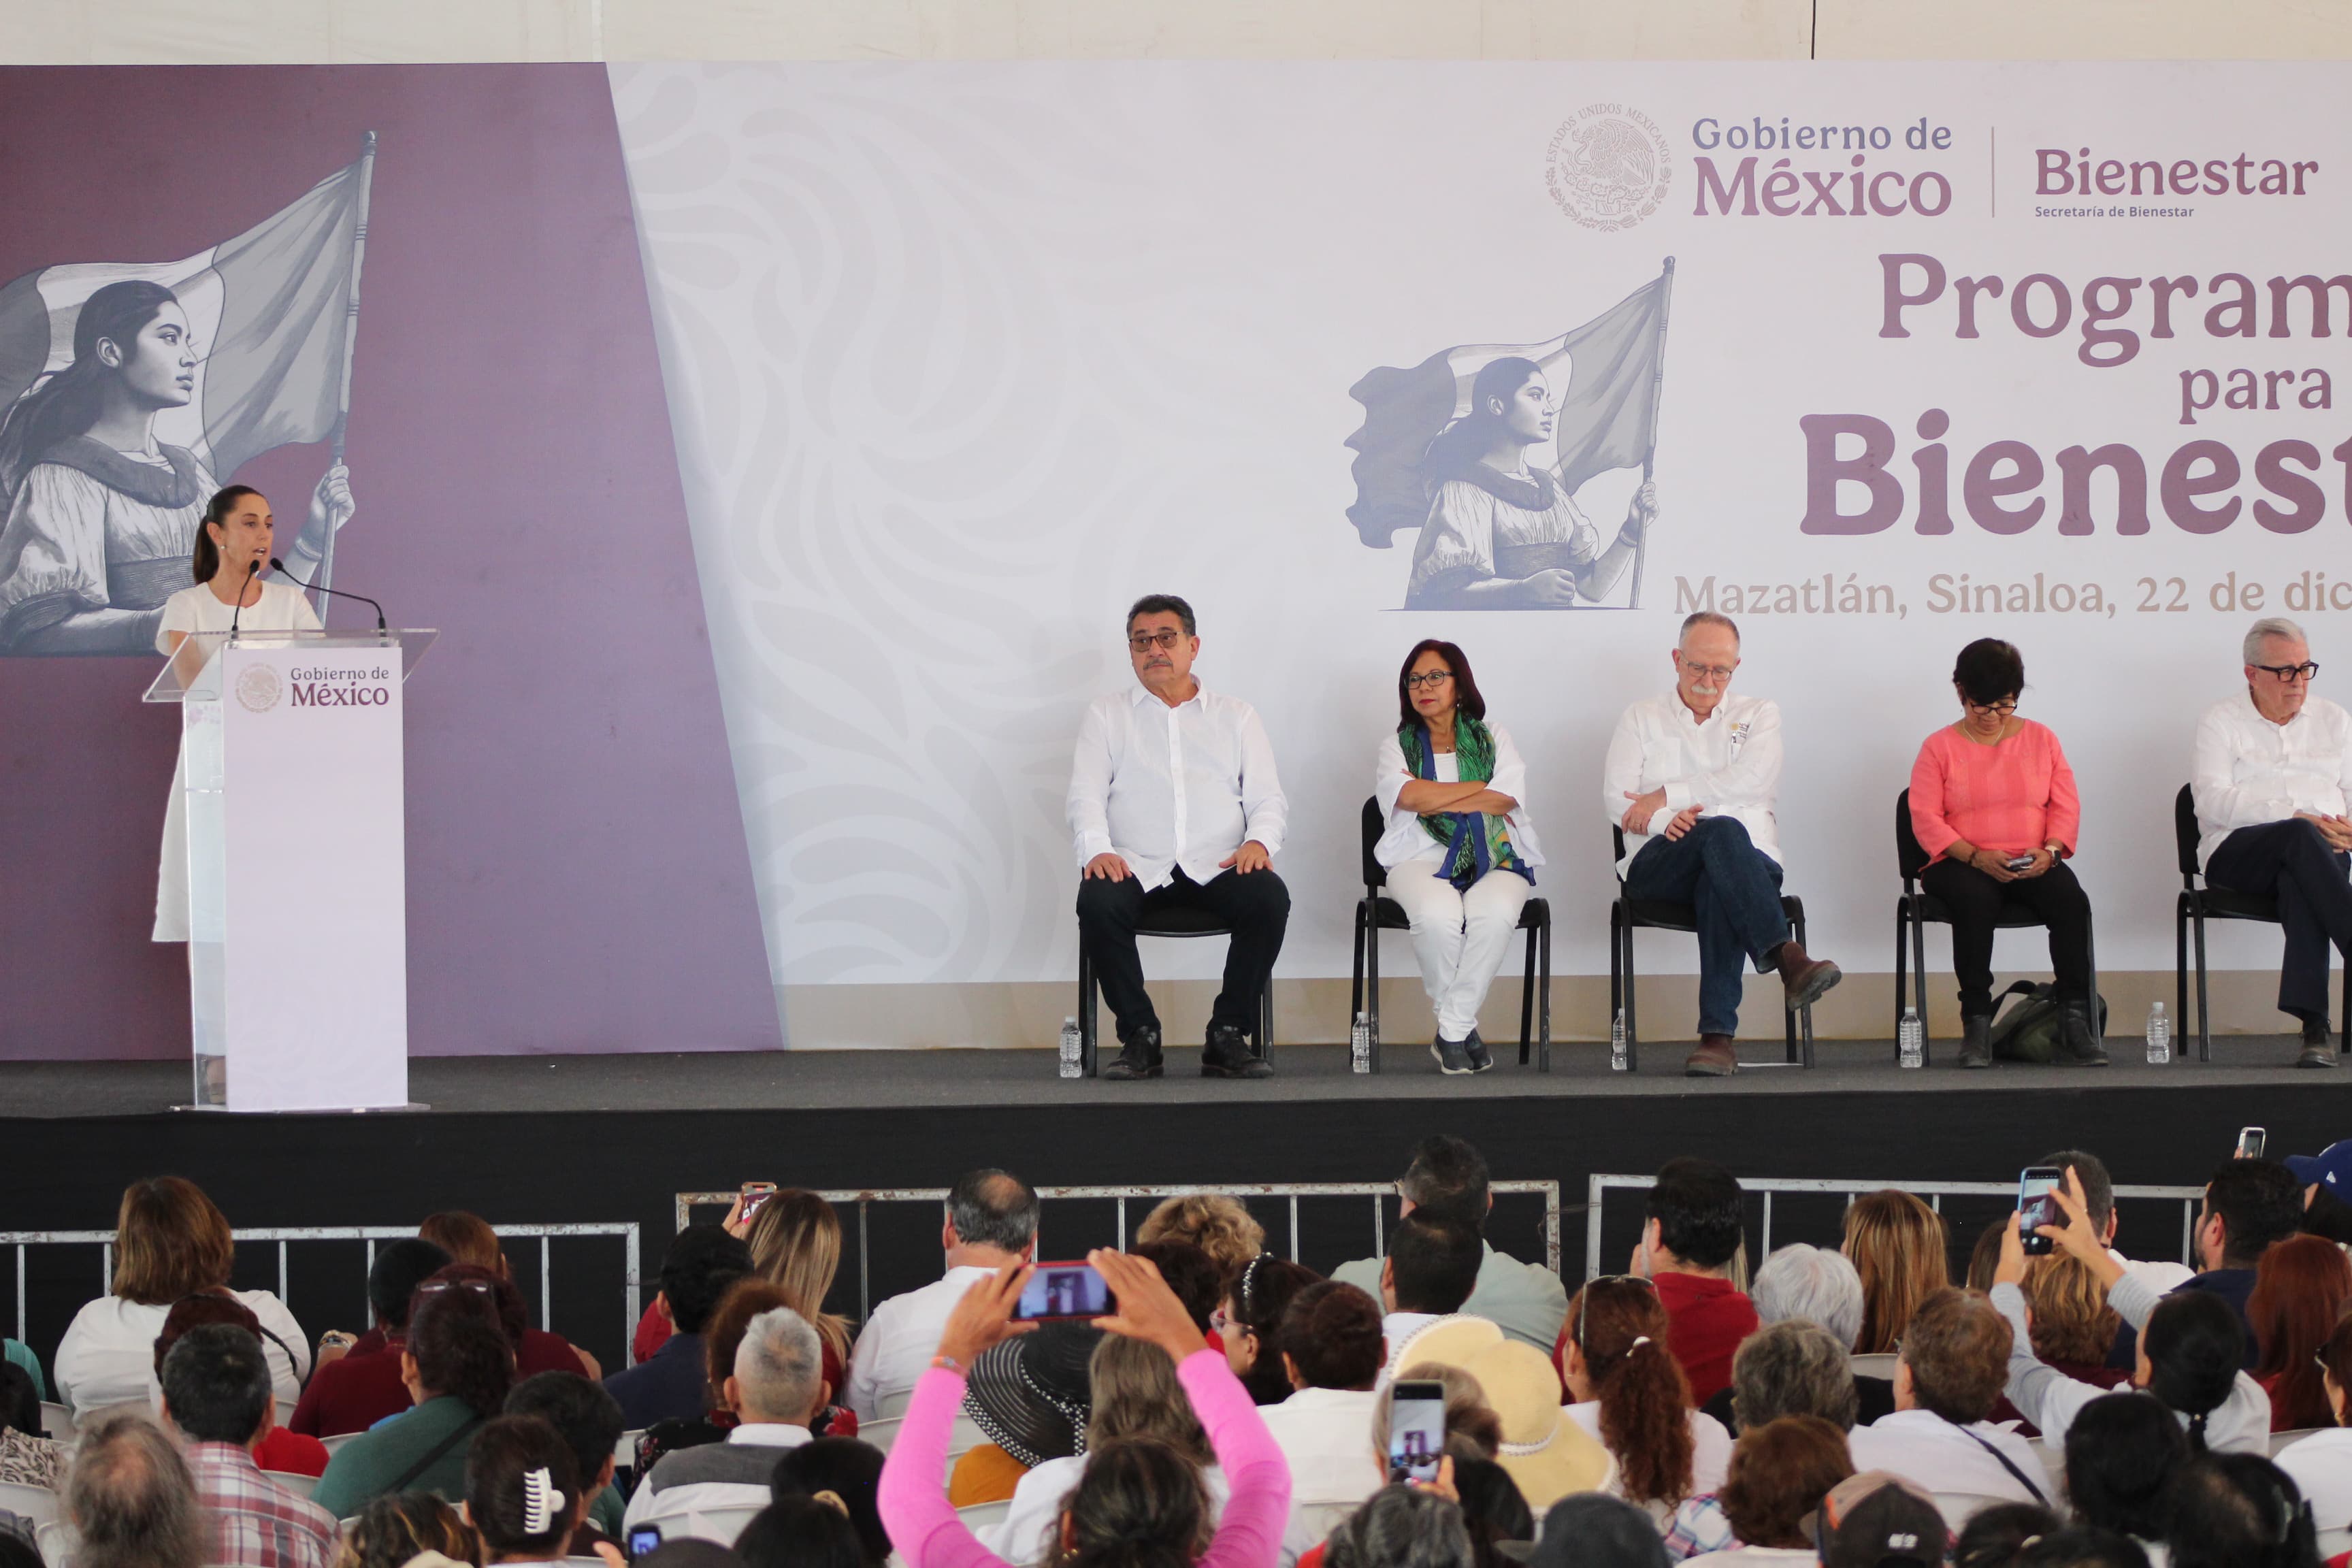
1400;716;1533;889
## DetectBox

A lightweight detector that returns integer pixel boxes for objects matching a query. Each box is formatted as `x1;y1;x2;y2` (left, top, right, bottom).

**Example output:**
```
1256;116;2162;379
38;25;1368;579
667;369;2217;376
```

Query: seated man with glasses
1909;636;2099;1068
1601;610;1842;1077
1068;592;1288;1080
2195;615;2352;1068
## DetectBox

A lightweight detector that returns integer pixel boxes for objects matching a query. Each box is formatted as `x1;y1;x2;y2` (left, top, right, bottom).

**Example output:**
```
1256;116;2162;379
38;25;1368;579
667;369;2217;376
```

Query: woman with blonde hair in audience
1842;1190;1950;1356
332;1492;482;1568
2022;1252;2129;1390
2248;1235;2352;1432
745;1192;855;1404
1139;1195;1267;1283
1686;1416;1854;1565
1560;1278;1731;1520
54;1176;310;1414
990;1333;1229;1566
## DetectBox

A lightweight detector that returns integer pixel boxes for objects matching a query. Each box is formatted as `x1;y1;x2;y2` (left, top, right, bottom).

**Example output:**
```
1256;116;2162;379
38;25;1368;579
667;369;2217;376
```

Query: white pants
1385;858;1533;1041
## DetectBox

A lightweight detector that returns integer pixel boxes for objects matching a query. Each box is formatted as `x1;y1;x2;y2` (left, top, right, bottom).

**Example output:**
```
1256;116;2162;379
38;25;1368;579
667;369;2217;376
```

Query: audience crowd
14;1134;2352;1568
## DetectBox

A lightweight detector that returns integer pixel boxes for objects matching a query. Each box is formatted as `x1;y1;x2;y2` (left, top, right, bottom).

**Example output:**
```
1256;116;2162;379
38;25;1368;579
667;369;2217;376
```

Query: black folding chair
2174;783;2349;1064
1893;785;2098;1066
1077;912;1273;1077
1350;798;1552;1073
1608;825;1814;1073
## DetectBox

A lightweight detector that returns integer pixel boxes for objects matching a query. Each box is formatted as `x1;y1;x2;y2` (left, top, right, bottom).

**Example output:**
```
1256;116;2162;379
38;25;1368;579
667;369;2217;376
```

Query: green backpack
1987;979;2110;1063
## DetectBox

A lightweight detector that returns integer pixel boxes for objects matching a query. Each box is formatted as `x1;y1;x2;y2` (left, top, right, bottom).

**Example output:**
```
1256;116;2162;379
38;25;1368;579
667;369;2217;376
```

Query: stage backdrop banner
615;61;2352;1005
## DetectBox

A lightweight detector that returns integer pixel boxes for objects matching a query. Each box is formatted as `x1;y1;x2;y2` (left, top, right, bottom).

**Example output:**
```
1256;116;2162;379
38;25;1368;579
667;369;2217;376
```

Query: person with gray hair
65;1409;205;1568
626;1306;830;1537
2193;614;2352;1066
1748;1244;1866;1349
846;1169;1037;1420
1322;1483;1473;1568
1600;612;1842;1077
1674;1321;1869;1557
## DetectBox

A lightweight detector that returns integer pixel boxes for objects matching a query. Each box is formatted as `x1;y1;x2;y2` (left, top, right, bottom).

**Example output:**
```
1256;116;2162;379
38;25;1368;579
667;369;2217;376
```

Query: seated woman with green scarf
1371;639;1541;1075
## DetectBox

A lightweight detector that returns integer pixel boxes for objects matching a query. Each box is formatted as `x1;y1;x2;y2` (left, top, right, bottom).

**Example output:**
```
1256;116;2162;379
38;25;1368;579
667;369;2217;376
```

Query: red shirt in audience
252;1427;330;1477
1653;1271;1757;1405
290;1330;589;1437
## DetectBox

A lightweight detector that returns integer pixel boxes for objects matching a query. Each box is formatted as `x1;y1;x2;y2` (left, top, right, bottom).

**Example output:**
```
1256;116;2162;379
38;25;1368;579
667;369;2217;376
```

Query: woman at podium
151;485;321;944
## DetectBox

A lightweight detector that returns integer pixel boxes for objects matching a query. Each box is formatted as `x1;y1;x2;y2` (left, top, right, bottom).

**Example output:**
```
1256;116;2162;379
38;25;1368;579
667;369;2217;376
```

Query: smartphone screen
1015;1262;1113;1320
1388;1379;1446;1483
627;1524;663;1560
2018;1166;2063;1256
2236;1127;2268;1160
739;1183;777;1221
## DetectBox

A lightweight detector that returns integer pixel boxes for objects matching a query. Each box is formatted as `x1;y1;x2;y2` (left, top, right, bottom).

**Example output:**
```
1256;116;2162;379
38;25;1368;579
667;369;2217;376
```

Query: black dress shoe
1201;1021;1272;1079
2299;1018;2339;1069
1101;1025;1164;1080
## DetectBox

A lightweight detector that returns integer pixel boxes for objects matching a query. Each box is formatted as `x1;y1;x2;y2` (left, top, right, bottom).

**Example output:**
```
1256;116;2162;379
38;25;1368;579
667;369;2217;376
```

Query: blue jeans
1623;815;1788;1037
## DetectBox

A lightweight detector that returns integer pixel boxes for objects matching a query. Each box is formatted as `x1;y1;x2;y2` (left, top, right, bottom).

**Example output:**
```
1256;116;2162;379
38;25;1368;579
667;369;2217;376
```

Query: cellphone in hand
1014;1262;1115;1321
627;1524;663;1560
1388;1378;1447;1484
2236;1126;2268;1160
738;1182;778;1222
2004;853;2036;870
2017;1166;2063;1256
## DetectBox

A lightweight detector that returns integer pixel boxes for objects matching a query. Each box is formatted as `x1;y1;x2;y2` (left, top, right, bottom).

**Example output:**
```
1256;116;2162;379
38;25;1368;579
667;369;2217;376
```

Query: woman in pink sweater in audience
878;1250;1290;1568
1909;637;2100;1070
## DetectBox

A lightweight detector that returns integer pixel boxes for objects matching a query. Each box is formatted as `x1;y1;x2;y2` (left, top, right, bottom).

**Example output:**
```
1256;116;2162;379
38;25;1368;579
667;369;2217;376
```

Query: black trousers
2208;819;2352;1022
1918;857;2094;1016
1075;866;1290;1045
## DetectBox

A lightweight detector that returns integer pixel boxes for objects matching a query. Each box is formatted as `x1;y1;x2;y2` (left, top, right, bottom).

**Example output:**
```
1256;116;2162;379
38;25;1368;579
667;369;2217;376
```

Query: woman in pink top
878;1250;1290;1568
1908;638;2100;1068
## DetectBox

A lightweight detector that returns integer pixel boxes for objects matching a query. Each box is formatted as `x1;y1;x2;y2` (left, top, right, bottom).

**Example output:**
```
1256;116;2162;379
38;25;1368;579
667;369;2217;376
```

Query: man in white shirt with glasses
1599;610;1842;1077
1068;593;1288;1081
2193;616;2352;1068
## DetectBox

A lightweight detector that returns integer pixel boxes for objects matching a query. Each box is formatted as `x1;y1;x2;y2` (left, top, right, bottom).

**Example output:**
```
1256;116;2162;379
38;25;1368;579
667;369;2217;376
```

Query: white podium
145;628;436;1111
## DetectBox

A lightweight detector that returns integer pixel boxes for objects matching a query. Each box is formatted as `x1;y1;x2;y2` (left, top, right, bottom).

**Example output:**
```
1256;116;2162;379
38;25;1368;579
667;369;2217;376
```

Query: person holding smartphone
1908;638;2100;1068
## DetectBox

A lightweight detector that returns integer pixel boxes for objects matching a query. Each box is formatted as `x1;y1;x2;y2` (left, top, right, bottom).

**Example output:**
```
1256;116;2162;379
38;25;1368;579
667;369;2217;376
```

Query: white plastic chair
2318;1525;2352;1558
1931;1492;2010;1531
318;1432;362;1455
0;1482;60;1526
676;1506;766;1547
2270;1427;2321;1457
615;1430;645;1472
956;1501;1011;1533
945;1413;986;1463
37;1404;73;1441
875;1388;914;1420
859;1417;903;1454
2023;1437;2067;1497
261;1470;318;1500
1849;1352;1901;1379
35;1518;74;1568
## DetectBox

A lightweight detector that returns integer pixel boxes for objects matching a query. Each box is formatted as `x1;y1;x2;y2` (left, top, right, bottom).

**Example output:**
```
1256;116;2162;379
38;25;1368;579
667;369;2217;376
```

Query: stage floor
0;1032;2342;1116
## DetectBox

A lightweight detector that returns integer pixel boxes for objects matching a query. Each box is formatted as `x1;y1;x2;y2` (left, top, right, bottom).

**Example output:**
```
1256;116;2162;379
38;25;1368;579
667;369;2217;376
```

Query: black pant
1918;857;2094;1016
2208;819;2352;1023
1075;866;1290;1045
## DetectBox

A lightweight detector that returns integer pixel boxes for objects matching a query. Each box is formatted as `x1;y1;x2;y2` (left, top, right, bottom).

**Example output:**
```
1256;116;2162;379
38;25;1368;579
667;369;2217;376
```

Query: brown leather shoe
1776;941;1844;1011
1684;1034;1740;1076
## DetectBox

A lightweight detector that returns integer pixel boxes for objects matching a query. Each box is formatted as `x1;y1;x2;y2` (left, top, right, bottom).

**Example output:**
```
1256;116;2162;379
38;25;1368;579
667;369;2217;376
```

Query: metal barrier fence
677;1182;1564;1323
1582;1175;2207;1283
0;1224;642;1366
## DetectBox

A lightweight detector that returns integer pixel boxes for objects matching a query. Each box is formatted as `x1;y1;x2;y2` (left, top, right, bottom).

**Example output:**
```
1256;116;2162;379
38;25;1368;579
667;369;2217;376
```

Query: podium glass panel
146;629;435;1111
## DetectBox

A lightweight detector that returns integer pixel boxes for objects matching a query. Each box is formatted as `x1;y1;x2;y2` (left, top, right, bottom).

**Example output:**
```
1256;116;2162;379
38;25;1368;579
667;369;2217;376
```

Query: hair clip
811;1490;850;1518
1239;1253;1267;1312
521;1467;567;1535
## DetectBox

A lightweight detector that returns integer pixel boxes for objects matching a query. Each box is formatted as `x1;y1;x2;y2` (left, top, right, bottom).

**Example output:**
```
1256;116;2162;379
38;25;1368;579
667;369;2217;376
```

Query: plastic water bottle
1058;1017;1082;1078
2146;1000;2172;1064
1350;1011;1372;1074
1610;1009;1629;1072
1897;1007;1925;1069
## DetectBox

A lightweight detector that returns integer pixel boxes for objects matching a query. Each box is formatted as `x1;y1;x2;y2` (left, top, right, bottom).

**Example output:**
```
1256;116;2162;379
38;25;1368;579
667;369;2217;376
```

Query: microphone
270;558;387;630
229;557;261;640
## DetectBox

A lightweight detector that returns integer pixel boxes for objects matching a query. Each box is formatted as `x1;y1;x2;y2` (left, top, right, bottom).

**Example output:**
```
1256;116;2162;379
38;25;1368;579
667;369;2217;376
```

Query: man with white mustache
1068;593;1288;1081
1601;611;1842;1076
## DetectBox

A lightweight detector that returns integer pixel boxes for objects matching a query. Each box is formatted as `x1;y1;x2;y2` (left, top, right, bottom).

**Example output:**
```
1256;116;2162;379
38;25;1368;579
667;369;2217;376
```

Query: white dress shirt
1601;692;1783;875
987;1454;1230;1567
2192;690;2352;870
1258;1386;1384;1563
1566;1401;1733;1498
56;1291;310;1414
1067;683;1287;890
1845;1409;2049;1505
2273;1428;2352;1535
621;1423;813;1534
845;1264;998;1419
1372;725;1544;870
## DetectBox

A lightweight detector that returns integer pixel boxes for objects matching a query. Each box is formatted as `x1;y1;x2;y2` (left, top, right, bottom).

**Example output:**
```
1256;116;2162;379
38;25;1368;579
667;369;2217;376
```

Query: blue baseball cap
2284;1138;2352;1191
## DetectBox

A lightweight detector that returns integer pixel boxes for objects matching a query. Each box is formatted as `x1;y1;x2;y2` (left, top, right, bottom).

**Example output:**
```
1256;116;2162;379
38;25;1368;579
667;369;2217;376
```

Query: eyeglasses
1128;630;1183;653
1680;664;1735;683
1574;1274;1656;1345
2255;662;2321;683
1965;700;2020;717
416;1279;495;1298
1405;671;1454;691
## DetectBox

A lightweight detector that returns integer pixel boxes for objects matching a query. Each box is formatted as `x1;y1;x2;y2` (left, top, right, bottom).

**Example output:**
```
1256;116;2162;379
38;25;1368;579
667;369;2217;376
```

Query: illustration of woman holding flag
1404;355;1655;610
0;280;355;655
